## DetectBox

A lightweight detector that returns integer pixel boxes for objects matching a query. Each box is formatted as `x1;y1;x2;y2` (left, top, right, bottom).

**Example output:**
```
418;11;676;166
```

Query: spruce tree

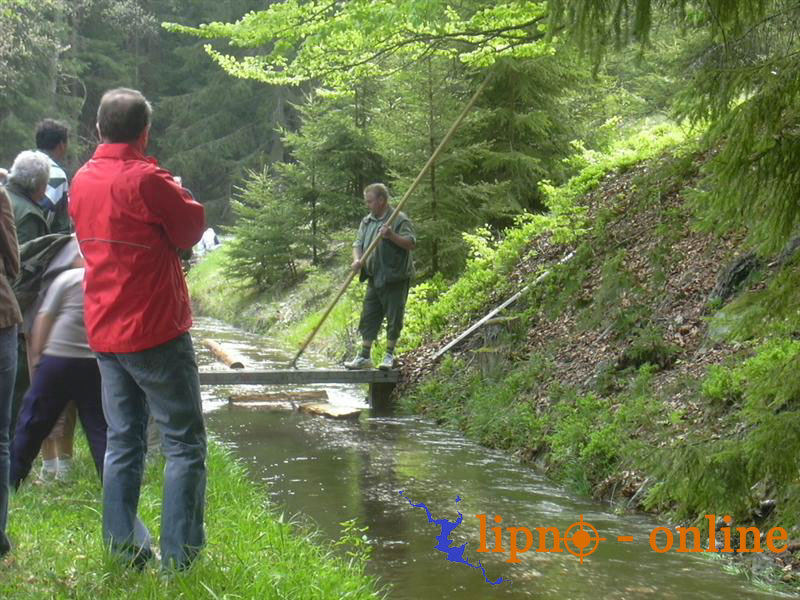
226;169;309;290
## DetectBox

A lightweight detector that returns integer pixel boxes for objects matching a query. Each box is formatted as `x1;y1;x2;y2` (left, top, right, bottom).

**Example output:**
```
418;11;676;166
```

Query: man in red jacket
69;88;206;570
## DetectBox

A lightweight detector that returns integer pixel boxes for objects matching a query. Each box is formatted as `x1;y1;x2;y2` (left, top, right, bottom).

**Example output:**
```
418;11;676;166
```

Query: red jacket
69;143;205;353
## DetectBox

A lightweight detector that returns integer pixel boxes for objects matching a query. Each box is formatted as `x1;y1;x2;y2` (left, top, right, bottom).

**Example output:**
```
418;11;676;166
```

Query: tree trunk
427;58;439;274
311;163;318;265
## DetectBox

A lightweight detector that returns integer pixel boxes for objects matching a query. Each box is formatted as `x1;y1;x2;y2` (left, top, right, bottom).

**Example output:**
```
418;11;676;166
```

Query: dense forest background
2;0;798;286
0;0;289;224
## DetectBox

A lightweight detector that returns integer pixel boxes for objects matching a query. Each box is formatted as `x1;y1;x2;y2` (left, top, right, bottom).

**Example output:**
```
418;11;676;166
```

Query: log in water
202;339;245;369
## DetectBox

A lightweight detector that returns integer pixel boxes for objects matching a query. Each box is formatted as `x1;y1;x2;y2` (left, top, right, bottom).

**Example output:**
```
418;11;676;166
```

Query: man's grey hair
9;150;50;195
364;183;390;202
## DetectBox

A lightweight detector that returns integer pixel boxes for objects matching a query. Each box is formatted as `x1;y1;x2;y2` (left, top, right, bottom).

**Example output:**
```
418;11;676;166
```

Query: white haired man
6;150;51;244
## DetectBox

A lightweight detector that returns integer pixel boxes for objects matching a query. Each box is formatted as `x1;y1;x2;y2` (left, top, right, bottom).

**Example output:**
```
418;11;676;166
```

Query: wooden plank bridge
197;368;399;409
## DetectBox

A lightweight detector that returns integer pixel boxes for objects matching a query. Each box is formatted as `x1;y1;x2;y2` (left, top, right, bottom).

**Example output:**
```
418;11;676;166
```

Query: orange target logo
563;515;606;563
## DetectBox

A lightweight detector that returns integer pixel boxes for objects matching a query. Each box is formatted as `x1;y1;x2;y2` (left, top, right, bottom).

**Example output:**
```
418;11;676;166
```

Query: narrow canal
192;317;788;599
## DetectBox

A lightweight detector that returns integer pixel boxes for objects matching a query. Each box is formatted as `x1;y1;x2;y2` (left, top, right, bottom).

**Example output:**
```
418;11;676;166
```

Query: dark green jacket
6;181;49;244
354;208;415;288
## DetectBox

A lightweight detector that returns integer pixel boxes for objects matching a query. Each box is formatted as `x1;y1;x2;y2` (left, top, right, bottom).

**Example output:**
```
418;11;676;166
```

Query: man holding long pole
345;183;416;371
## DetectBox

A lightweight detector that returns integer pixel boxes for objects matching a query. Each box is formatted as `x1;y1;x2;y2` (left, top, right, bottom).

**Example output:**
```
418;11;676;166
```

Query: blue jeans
0;324;18;554
97;332;206;568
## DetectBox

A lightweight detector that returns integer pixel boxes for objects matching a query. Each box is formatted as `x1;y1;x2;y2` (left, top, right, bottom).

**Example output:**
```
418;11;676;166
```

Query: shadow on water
192;317;788;600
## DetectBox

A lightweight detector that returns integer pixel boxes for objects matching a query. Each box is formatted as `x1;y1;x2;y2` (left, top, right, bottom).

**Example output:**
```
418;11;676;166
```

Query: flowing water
193;317;788;600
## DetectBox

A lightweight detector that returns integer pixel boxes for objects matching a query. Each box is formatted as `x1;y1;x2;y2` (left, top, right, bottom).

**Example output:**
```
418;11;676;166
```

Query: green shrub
617;325;680;370
700;364;743;408
647;338;800;524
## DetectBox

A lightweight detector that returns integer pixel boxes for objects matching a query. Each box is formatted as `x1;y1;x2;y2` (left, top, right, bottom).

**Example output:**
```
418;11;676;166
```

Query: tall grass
2;438;381;599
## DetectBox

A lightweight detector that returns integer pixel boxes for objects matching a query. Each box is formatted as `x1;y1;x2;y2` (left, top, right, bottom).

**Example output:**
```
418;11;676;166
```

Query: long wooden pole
289;72;492;368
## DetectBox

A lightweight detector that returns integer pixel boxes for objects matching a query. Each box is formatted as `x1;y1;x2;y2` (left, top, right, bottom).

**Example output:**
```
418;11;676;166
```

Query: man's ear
138;125;150;151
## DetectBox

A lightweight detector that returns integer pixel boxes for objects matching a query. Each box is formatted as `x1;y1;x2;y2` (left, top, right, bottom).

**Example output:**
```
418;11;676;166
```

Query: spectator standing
35;119;72;234
6;151;51;442
69;87;207;570
0;184;22;558
10;263;106;488
6;151;50;245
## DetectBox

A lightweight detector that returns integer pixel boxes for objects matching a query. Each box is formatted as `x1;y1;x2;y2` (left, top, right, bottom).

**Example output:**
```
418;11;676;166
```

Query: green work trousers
358;279;410;342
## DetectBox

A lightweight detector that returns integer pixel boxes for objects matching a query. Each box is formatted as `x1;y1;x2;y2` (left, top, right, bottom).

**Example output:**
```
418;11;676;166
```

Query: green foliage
701;339;800;413
617;325;680;370
551;0;800;251
403;354;552;452
548;390;621;492
548;365;662;492
335;519;373;569
648;337;800;524
458;55;589;217
283;87;385;234
166;1;553;88
372;56;476;277
155;75;287;225
709;255;800;341
700;364;744;408
227;169;310;290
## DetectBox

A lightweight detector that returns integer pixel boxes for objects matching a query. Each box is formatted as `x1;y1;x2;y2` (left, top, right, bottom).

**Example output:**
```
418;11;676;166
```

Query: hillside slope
398;148;800;591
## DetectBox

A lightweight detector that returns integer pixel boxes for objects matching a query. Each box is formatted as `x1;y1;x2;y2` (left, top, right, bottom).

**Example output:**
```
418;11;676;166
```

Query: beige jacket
0;186;22;328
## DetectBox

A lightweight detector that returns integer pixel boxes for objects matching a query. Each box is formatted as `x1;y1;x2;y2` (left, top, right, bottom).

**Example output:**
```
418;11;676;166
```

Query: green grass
1;438;381;599
402;357;664;496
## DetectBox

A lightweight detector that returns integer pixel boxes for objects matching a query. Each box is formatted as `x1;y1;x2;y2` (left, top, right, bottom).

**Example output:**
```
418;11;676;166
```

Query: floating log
199;369;398;385
297;403;362;420
228;390;328;405
203;339;245;369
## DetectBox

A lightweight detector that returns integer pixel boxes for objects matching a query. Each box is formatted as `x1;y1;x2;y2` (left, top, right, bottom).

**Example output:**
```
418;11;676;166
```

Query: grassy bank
189;240;366;362
1;438;381;599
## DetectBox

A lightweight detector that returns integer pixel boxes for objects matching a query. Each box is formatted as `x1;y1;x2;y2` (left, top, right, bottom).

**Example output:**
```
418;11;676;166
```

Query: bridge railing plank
198;369;399;386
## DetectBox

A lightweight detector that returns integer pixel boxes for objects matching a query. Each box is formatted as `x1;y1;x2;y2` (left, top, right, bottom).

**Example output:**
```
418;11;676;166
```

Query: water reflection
193;317;787;599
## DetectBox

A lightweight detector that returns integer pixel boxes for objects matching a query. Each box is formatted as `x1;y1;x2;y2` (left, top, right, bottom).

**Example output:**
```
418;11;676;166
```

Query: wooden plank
298;403;362;420
433;251;574;360
229;390;328;404
198;369;399;385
